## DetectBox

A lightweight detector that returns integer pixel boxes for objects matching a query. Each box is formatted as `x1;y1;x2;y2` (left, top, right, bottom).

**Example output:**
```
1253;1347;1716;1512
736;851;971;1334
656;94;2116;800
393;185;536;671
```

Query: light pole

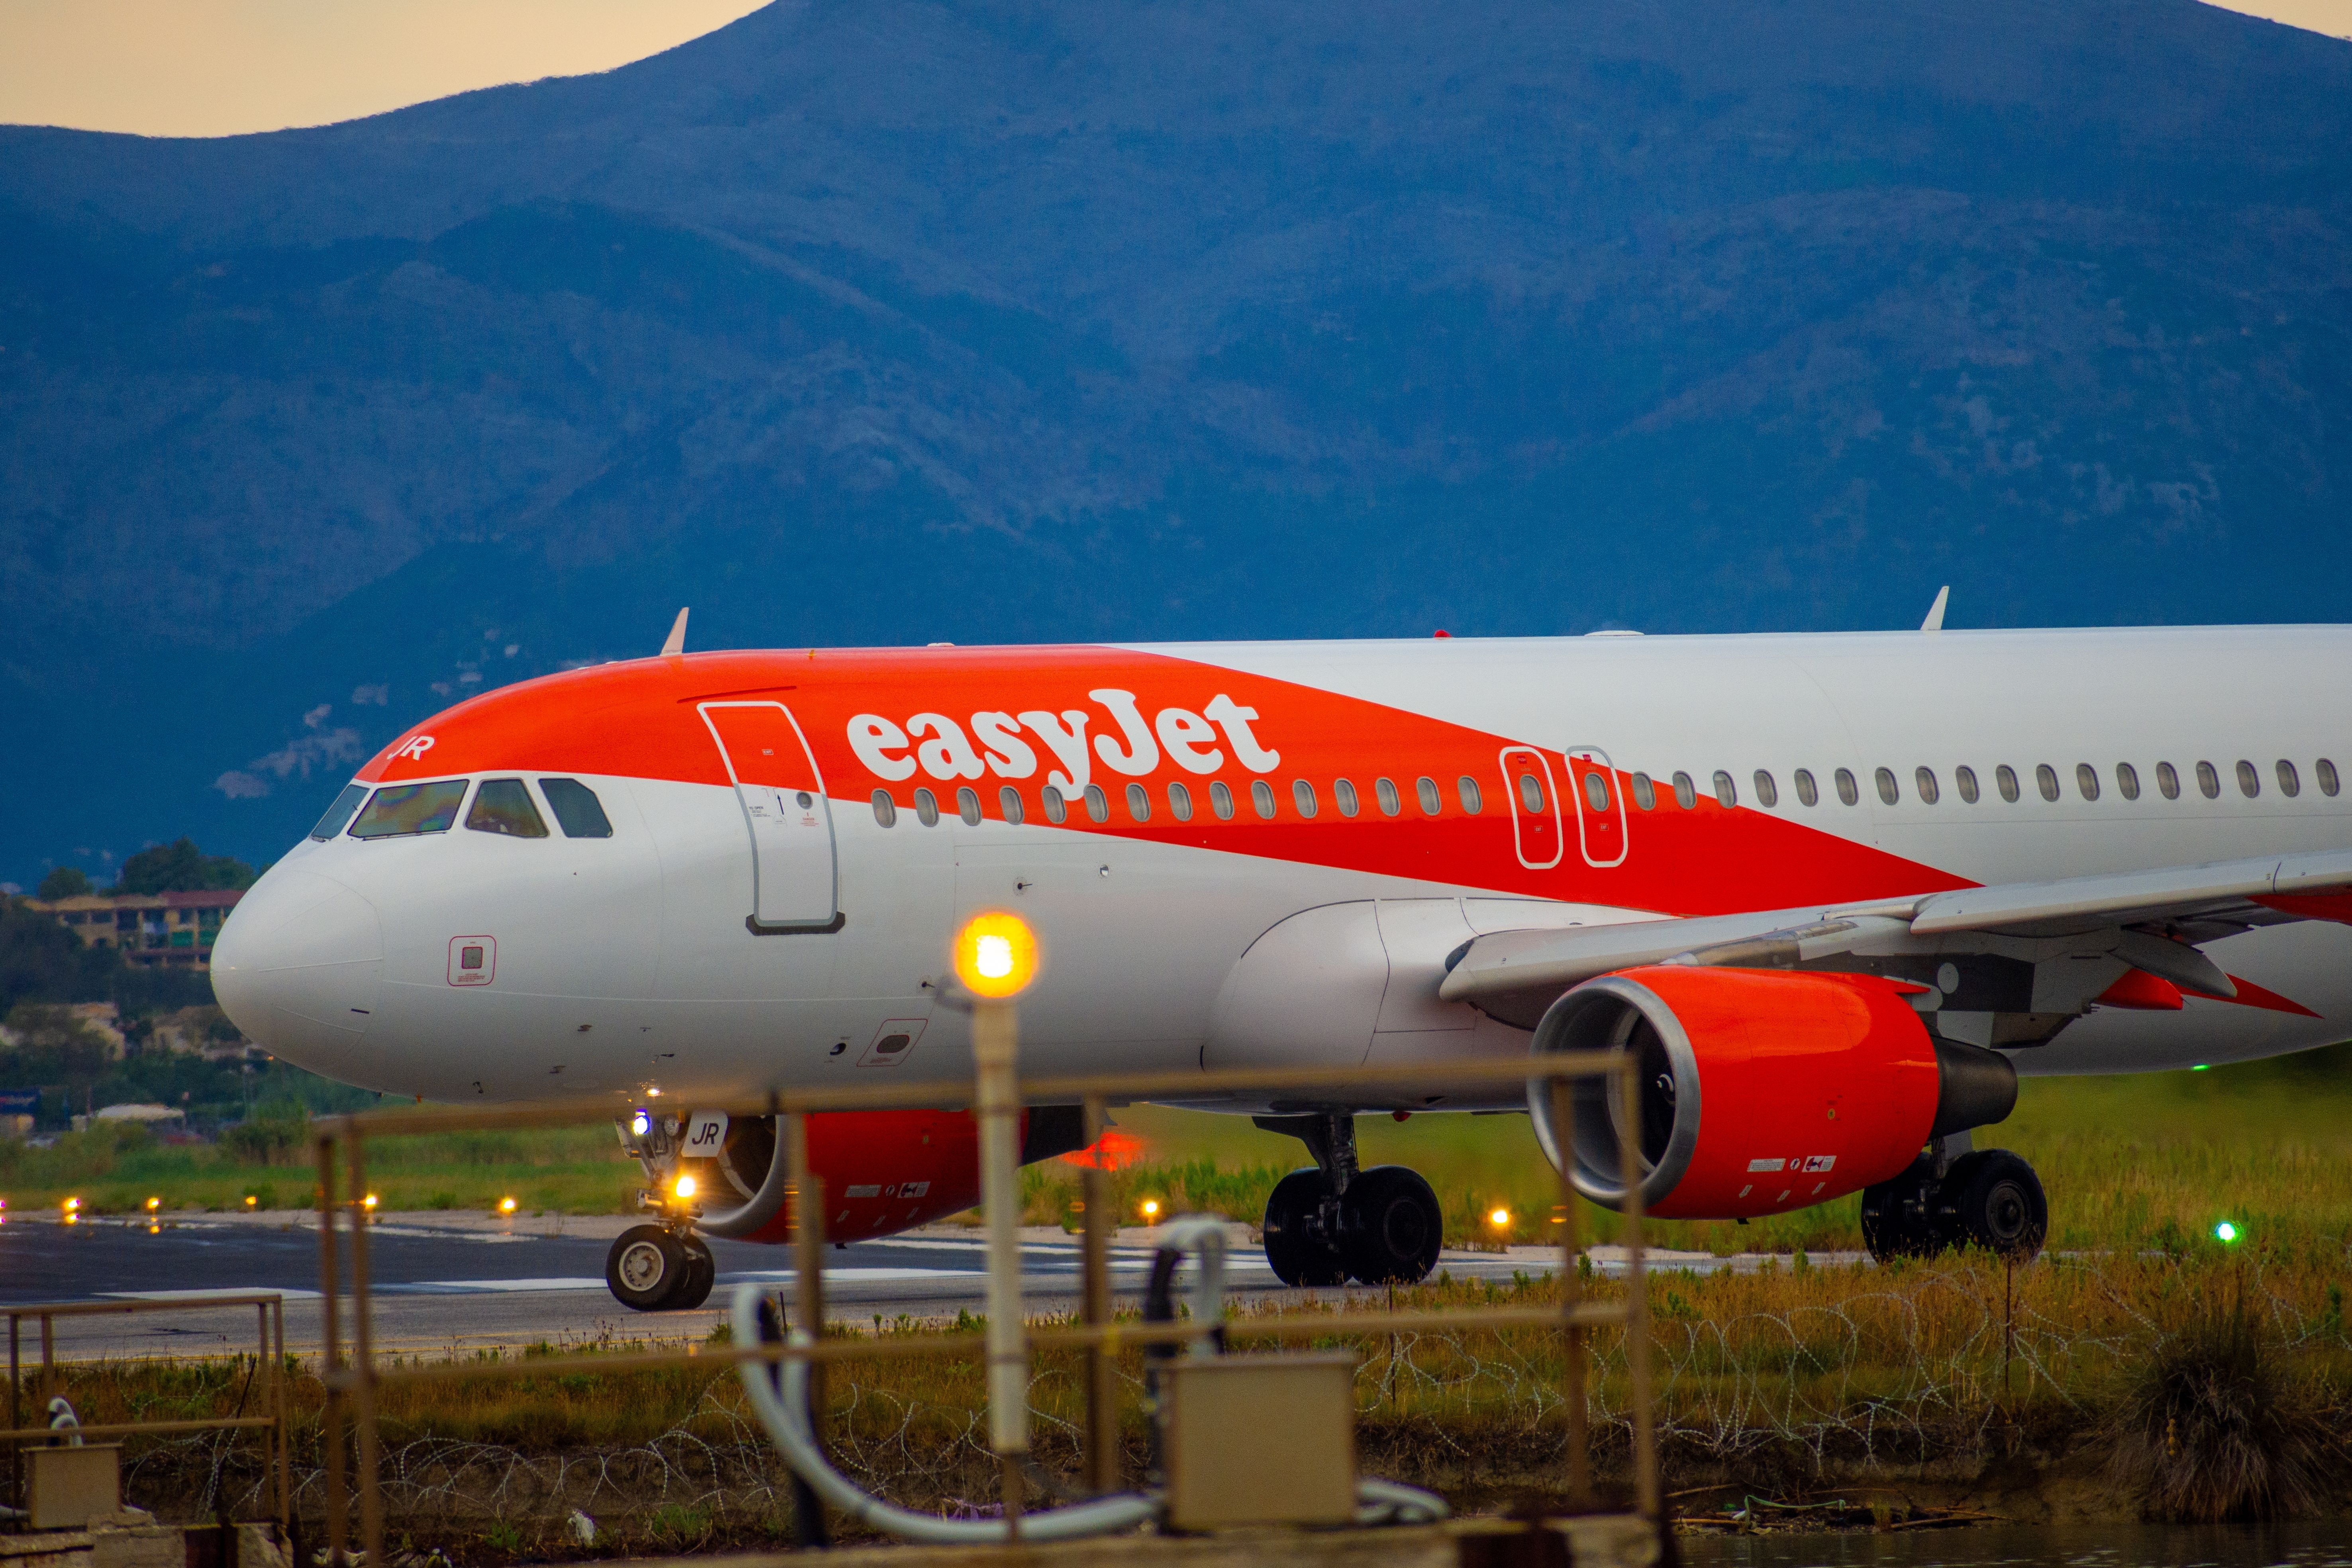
950;911;1042;1531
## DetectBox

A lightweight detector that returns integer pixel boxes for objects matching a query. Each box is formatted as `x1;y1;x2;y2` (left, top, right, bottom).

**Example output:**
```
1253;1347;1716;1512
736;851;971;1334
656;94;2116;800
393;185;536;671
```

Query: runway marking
104;1288;325;1301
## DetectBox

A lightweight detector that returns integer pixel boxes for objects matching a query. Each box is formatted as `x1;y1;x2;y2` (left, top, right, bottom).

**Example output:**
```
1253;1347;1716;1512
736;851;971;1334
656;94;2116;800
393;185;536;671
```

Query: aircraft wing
1437;846;2352;1030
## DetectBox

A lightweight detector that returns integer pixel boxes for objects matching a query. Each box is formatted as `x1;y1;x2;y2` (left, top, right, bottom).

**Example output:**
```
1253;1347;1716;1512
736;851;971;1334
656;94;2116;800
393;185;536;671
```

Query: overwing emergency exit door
1564;746;1628;868
1499;746;1564;870
699;702;839;930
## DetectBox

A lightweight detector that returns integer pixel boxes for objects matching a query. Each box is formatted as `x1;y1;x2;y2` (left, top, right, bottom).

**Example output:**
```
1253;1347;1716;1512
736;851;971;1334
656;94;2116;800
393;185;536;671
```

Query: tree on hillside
0;899;119;1011
0;1003;115;1109
115;839;256;895
36;867;92;900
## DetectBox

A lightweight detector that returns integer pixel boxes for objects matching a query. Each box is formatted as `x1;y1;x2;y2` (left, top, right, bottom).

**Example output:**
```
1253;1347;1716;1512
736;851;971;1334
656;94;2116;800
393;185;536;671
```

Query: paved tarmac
0;1209;1847;1366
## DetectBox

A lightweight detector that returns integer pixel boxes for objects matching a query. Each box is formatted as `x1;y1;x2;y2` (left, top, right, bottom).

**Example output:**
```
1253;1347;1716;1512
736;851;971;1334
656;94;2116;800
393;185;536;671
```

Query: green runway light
2215;1221;2240;1244
2191;1064;2210;1071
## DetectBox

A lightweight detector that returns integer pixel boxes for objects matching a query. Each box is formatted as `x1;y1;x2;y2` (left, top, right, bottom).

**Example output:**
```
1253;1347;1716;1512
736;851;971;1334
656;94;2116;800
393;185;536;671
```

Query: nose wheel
606;1224;717;1311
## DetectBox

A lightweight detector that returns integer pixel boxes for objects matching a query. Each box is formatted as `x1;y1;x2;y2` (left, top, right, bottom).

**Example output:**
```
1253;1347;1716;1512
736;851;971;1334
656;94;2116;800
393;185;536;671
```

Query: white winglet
660;607;690;657
1920;585;1949;634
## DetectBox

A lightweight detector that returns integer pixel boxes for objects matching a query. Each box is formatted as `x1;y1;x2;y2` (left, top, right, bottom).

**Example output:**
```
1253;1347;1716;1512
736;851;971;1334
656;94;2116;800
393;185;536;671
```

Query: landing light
673;1175;697;1201
2215;1221;2240;1244
631;1110;651;1137
952;911;1040;999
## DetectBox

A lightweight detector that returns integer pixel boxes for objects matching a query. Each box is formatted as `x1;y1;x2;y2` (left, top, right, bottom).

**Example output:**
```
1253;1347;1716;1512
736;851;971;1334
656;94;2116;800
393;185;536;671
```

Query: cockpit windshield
466;779;549;838
310;783;370;841
350;780;469;839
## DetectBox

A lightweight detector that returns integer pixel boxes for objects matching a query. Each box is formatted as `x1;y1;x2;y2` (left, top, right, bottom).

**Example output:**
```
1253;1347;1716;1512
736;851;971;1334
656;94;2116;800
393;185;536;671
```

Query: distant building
26;889;243;970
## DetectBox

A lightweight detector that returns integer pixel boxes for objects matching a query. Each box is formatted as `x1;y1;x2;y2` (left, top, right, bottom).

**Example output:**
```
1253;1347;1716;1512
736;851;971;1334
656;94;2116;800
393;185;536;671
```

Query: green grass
6;1044;2347;1256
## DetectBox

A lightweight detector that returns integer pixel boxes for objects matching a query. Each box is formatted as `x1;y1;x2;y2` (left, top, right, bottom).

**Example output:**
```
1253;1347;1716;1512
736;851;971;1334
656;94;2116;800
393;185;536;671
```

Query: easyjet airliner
211;619;2352;1311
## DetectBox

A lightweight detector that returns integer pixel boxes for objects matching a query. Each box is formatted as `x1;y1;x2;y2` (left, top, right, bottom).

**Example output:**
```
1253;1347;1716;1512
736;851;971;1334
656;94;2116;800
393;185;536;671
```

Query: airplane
211;607;2352;1311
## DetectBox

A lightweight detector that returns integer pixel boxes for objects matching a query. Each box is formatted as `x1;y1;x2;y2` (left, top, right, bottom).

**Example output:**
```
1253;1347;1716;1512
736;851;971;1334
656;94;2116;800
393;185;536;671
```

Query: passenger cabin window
1712;770;1737;808
2116;763;2140;801
2319;759;2340;797
1293;780;1320;818
1835;767;1860;806
914;787;941;826
1211;781;1236;819
1456;776;1483;814
959;787;983;826
1995;764;2020;803
1915;767;1939;805
1584;771;1611;811
1375;777;1401;816
1631;772;1657;810
872;790;897;827
1874;767;1899;806
1517;770;1546;812
2035;765;2060;803
2075;763;2099;802
1954;765;1979;804
1673;771;1698;810
1753;770;1777;808
2236;760;2260;798
1335;779;1360;817
2277;759;2301;798
467;779;548;838
312;783;370;841
1125;783;1150;822
2196;761;2221;799
1042;786;1069;824
351;780;469;839
539;778;612;838
1252;781;1277;818
1000;786;1025;825
1085;784;1111;822
1416;777;1442;816
1794;768;1818;807
2156;762;2180;800
1167;781;1193;822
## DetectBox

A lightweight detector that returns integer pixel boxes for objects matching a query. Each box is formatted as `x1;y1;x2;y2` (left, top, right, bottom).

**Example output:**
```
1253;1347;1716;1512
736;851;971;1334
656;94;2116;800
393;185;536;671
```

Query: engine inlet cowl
1526;966;2011;1220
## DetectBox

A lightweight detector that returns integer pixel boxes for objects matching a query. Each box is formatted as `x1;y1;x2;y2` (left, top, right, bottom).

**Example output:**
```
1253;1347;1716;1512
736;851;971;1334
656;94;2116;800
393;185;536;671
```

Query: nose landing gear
1254;1113;1444;1287
1860;1136;2048;1263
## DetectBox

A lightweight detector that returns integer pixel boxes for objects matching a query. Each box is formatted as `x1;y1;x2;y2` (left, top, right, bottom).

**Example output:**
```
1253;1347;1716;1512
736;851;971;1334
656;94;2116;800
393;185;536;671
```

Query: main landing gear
1859;1135;2049;1263
1254;1113;1444;1287
606;1222;716;1311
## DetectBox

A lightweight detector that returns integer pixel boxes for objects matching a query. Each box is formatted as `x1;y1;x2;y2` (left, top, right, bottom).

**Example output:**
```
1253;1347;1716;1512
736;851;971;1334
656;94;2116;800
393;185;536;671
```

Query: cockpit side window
349;780;469;839
466;778;549;838
538;777;614;838
311;783;370;841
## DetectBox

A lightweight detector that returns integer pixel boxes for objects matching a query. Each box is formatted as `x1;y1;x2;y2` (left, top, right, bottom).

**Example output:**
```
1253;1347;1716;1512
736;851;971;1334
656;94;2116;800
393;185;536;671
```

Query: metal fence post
344;1131;384;1568
1080;1093;1117;1494
1614;1055;1658;1520
314;1129;346;1566
784;1110;831;1549
972;995;1028;1536
1551;1075;1589;1509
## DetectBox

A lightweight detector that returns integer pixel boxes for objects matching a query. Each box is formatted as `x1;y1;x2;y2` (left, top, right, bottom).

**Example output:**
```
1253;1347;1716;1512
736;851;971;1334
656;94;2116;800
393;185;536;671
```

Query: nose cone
213;868;383;1074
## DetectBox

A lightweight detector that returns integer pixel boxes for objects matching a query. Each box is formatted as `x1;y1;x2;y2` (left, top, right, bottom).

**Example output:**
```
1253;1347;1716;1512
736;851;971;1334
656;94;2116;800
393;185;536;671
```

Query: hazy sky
0;0;2346;138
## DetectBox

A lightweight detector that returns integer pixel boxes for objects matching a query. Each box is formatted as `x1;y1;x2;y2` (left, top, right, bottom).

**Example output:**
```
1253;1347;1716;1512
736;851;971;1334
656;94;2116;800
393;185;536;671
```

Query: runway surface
0;1210;1838;1364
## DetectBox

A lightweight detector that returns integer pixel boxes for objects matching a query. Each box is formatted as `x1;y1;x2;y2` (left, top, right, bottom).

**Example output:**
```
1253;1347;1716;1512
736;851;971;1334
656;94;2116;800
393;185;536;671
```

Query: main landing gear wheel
1339;1166;1444;1285
1860;1147;2047;1266
1946;1150;2048;1259
606;1224;714;1311
1263;1169;1348;1287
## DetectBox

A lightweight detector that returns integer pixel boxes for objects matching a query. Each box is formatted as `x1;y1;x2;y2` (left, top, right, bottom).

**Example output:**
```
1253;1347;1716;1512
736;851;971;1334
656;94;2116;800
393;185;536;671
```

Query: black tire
1263;1168;1347;1287
1859;1163;1945;1262
1338;1165;1444;1285
607;1224;689;1311
672;1235;717;1311
1945;1150;2048;1261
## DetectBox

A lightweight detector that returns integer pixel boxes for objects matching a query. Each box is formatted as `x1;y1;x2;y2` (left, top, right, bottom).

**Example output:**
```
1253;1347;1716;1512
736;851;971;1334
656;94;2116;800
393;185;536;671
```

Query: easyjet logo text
846;691;1277;793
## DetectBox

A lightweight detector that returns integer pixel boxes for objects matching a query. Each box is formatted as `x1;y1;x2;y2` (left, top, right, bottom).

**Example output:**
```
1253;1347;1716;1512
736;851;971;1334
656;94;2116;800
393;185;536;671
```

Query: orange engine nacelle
1525;966;2016;1219
683;1106;1087;1244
